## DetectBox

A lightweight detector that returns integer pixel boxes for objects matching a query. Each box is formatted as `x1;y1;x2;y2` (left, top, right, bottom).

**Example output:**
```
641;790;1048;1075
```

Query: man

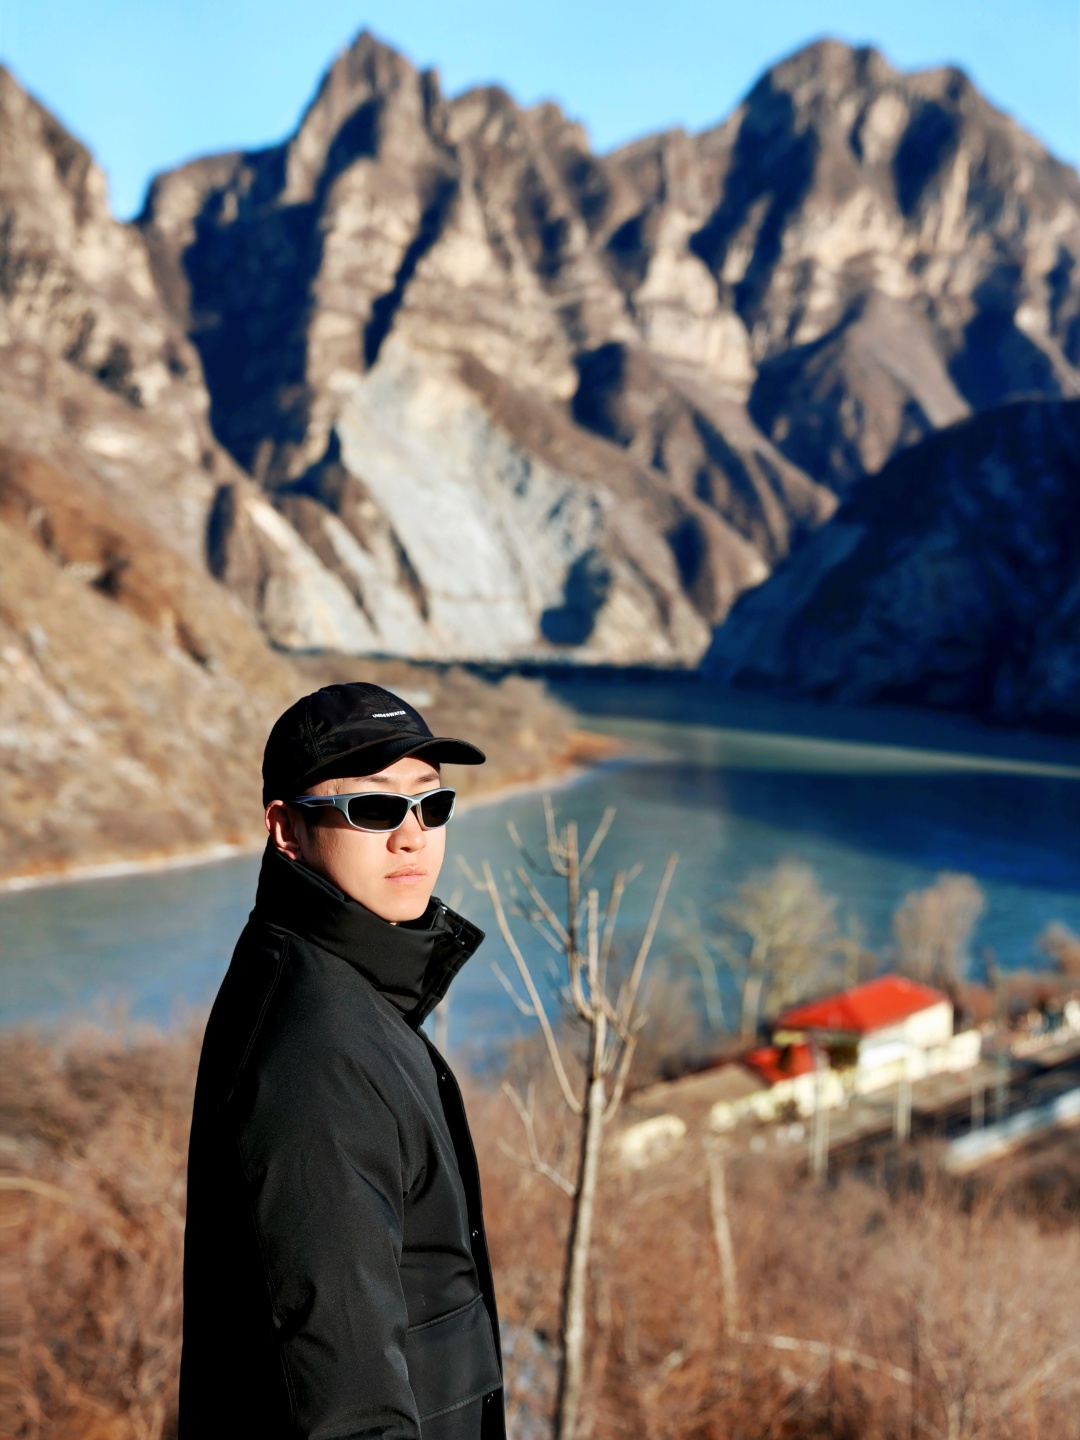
180;682;504;1440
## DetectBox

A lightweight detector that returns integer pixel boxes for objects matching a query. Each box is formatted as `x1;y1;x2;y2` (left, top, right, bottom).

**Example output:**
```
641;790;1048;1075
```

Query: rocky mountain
137;32;1080;663
0;433;583;881
702;399;1080;731
1;34;1078;880
0;69;300;878
0;67;581;881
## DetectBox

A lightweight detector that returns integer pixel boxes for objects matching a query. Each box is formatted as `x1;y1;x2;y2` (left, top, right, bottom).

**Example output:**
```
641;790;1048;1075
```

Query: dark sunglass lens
345;794;411;831
418;789;456;828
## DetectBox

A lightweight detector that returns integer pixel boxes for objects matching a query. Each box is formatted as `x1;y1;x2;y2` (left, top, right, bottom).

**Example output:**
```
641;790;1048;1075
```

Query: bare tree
714;861;847;1040
893;873;985;990
670;899;726;1032
1037;920;1080;978
478;798;676;1440
703;1137;739;1336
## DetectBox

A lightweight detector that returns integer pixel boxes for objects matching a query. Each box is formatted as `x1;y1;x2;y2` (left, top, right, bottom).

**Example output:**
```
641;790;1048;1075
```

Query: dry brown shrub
475;1065;1080;1440
0;1025;198;1440
3;1026;1078;1440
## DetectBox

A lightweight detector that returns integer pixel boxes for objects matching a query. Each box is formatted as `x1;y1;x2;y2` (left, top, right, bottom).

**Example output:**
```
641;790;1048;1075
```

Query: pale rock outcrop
208;338;718;658
0;67;228;563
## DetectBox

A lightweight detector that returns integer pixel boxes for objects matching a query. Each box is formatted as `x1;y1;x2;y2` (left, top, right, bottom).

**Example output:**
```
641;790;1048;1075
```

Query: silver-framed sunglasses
290;787;457;833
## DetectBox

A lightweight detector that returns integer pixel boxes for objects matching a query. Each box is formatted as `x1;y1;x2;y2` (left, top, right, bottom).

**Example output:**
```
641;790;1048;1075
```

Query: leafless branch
994;1343;1080;1413
704;1138;739;1336
455;854;483;889
526;921;566;956
615;854;678;1029
734;1330;913;1387
499;1082;577;1197
580;806;617;874
603;1031;639;1120
516;866;570;949
490;961;536;1017
482;861;583;1115
544;796;568;876
506;819;559;877
585;887;600;1002
598;871;626;994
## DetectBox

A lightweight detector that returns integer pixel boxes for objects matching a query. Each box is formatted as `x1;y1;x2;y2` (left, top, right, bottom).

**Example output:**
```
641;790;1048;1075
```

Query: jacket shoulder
200;922;395;1099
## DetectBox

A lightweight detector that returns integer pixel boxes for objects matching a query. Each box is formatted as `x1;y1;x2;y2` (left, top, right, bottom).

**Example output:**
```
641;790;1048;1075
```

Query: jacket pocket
405;1293;502;1422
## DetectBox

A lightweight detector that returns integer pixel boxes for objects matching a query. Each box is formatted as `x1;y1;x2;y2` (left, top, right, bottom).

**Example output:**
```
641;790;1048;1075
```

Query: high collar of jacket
253;844;485;1028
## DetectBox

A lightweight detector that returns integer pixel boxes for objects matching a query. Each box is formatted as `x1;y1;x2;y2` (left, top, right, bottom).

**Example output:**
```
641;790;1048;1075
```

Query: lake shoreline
4;713;1077;1034
0;736;620;897
3;696;1076;896
538;672;1080;772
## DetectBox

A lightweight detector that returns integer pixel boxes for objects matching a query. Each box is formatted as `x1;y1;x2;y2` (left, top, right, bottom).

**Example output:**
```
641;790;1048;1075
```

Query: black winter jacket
179;845;504;1440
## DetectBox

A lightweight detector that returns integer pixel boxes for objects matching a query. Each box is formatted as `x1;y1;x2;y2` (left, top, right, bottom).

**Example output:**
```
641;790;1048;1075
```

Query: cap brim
297;732;486;788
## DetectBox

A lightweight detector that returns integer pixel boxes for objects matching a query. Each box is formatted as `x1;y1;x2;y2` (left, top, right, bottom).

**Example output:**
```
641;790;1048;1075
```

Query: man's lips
384;869;427;884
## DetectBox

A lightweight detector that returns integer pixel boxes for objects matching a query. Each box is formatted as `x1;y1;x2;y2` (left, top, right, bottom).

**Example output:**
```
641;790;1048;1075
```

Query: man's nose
390;809;427;849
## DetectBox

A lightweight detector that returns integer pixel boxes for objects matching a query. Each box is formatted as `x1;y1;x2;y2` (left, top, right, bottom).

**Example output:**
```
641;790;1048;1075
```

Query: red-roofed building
702;975;981;1134
772;973;975;1096
775;975;951;1041
771;973;950;1042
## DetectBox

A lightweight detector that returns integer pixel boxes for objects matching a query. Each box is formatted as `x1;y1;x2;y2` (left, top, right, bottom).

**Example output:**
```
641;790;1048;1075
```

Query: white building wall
855;1029;981;1094
859;1000;953;1054
899;1000;954;1048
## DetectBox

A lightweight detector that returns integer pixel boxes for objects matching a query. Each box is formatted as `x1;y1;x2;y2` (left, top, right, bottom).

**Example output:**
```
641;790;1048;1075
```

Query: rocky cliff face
0;68;241;564
0;70;581;881
2;34;1078;753
138;33;1080;663
702;400;1080;731
0;68;307;877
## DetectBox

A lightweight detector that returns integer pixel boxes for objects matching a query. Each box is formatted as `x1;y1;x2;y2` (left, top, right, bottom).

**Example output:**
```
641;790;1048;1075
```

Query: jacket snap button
471;1228;479;1238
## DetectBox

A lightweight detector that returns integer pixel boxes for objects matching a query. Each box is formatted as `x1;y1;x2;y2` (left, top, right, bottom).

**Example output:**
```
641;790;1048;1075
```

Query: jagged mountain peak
0;66;112;242
127;27;1079;663
5;36;1079;682
282;29;441;204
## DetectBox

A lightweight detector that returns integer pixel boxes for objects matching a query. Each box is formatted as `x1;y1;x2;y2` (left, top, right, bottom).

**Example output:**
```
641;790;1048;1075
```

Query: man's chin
362;884;434;925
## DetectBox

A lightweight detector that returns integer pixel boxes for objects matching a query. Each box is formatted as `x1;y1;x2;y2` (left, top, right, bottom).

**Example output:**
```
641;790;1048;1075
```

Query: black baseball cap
262;682;486;804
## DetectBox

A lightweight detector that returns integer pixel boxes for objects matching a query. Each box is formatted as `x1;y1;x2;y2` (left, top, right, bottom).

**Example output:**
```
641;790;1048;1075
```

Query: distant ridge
704;399;1080;732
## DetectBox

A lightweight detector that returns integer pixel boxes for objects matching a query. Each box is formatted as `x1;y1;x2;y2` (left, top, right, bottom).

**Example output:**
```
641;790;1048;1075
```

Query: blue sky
1;0;1077;219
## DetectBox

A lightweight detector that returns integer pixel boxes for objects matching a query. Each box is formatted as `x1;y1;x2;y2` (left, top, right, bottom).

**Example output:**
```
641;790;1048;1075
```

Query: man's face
265;756;448;923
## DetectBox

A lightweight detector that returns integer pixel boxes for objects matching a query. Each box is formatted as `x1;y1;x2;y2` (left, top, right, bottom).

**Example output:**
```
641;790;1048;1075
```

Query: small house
773;973;978;1093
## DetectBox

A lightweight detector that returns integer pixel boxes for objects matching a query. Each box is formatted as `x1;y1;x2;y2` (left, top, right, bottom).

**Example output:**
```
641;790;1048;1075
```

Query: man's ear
265;800;304;860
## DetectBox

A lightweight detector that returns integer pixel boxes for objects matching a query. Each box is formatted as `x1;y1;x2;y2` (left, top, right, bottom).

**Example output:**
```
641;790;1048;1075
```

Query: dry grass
2;1026;1077;1440
480;1081;1080;1440
0;1026;196;1440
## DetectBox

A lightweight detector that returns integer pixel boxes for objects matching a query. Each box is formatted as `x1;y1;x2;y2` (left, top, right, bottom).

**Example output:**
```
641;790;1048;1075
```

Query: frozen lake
3;711;1078;1063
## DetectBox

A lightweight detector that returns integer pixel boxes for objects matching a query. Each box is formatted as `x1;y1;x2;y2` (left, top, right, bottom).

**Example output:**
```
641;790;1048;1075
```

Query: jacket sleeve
235;1046;420;1440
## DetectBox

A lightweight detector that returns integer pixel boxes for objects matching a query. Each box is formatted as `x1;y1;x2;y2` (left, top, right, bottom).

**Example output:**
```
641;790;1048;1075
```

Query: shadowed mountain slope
703;400;1080;730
